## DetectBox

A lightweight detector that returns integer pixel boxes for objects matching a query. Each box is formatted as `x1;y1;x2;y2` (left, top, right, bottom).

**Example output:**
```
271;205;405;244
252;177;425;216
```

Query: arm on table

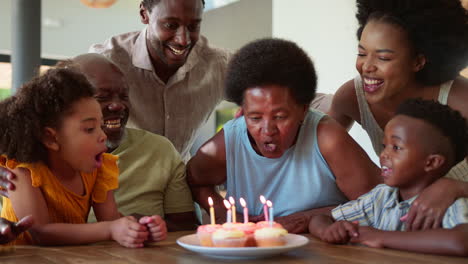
94;191;168;244
308;214;359;244
352;224;468;257
9;169;147;247
273;206;336;234
186;130;228;224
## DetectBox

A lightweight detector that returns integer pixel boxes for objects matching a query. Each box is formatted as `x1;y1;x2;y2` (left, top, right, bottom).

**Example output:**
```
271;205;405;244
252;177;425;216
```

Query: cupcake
222;222;258;247
254;226;288;247
196;224;222;247
256;221;283;229
222;222;244;230
212;228;247;247
236;222;258;247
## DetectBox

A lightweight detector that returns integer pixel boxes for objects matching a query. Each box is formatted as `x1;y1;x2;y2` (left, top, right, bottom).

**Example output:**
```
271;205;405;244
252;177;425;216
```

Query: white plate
177;233;309;259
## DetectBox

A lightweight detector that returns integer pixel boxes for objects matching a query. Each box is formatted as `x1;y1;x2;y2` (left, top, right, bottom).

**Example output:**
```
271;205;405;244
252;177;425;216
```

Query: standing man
89;0;229;161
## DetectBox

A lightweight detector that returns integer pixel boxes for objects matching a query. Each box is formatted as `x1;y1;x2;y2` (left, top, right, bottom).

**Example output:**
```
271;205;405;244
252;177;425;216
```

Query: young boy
309;98;468;256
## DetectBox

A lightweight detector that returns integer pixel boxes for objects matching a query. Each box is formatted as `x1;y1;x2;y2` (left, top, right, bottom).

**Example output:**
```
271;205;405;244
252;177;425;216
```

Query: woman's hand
109;216;148;248
405;178;459;231
139;215;167;242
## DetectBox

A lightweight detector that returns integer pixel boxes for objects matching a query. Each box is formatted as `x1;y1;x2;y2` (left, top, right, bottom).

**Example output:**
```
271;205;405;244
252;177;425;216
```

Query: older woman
187;38;380;233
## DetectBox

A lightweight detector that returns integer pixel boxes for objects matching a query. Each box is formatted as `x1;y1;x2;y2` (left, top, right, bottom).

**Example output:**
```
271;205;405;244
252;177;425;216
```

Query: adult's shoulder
88;30;142;61
123;128;180;157
315;115;354;157
197;35;232;67
316;115;350;143
328;78;361;129
448;76;468;118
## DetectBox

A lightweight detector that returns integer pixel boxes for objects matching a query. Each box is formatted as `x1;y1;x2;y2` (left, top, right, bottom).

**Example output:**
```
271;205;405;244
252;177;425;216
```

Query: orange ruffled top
0;153;119;245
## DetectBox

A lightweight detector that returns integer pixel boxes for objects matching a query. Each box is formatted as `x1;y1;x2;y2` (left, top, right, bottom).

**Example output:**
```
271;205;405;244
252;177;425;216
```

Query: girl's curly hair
0;67;95;163
356;0;468;85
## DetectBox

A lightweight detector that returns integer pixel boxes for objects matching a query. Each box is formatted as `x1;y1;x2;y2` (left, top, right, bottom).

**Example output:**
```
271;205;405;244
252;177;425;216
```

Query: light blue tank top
224;110;348;218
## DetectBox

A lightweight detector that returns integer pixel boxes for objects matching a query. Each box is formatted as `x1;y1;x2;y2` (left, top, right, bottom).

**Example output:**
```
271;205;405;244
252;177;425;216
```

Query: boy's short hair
396;98;467;164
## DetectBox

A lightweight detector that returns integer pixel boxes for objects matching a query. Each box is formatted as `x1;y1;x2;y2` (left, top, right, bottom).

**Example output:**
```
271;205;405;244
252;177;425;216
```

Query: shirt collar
132;27;154;71
383;188;419;209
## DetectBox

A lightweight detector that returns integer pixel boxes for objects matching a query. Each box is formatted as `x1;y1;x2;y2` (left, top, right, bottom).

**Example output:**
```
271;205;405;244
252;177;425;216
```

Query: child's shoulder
351;184;399;208
366;184;397;198
447;197;468;211
442;197;468;228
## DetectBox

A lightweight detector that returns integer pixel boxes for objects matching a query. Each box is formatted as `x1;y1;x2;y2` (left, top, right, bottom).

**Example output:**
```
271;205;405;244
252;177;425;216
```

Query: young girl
0;67;165;247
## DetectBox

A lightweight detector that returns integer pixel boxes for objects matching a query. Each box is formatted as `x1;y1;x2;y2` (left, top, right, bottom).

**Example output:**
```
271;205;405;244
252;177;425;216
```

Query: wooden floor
1;231;467;264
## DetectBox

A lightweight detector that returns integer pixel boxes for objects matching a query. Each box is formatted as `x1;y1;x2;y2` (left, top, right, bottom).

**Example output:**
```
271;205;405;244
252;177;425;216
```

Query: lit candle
208;197;215;225
260;195;269;222
229;196;237;223
267;200;273;227
239;198;248;224
223;199;232;223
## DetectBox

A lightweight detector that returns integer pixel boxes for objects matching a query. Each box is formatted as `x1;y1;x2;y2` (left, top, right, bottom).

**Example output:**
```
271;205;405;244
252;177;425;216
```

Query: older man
75;54;197;231
0;54;197;231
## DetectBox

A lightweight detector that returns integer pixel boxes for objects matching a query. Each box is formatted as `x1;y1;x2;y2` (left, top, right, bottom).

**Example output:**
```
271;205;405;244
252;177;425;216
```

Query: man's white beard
106;129;127;152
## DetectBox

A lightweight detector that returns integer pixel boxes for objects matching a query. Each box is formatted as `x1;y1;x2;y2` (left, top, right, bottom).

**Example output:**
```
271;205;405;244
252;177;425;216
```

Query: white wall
0;0;142;58
273;0;379;164
273;0;357;95
202;0;272;51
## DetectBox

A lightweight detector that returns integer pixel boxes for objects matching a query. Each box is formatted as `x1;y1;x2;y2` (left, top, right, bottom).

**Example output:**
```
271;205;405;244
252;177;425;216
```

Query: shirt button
166;115;170;119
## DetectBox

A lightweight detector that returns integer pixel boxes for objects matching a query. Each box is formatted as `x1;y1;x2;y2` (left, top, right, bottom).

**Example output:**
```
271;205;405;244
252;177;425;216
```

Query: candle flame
266;200;273;207
260;195;266;204
223;199;231;209
208;197;213;206
229;196;235;205
239;197;246;208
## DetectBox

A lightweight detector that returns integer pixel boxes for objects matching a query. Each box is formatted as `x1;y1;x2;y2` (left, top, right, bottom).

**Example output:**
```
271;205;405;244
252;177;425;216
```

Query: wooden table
1;231;466;264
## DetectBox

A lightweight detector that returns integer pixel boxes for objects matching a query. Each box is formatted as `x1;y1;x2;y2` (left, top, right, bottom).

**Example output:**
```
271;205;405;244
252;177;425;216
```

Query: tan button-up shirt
90;28;231;161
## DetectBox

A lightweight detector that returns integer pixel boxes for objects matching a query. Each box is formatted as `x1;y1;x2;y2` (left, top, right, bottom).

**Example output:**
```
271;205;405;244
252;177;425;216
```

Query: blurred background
1;0;467;164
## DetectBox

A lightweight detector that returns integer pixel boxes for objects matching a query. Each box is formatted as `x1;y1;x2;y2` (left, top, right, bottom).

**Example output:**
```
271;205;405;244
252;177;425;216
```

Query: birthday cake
196;196;288;248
